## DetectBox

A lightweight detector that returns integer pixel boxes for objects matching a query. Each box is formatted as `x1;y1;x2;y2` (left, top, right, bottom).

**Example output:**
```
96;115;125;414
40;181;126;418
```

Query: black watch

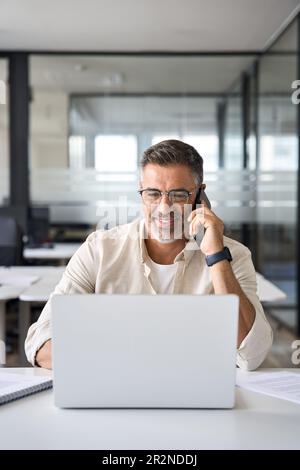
205;246;232;267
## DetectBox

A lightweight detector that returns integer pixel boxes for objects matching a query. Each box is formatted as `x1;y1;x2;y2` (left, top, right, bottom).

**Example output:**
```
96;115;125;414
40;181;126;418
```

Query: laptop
51;294;239;409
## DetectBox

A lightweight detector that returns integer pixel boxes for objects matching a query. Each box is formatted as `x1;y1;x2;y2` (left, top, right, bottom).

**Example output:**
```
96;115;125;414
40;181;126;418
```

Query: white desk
0;368;299;450
23;243;81;261
0;267;65;365
17;267;65;365
256;272;286;303
0;266;64;345
18;267;65;303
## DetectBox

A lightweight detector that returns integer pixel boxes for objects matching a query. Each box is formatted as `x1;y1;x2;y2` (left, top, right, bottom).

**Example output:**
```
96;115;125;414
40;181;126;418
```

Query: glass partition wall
256;20;298;332
16;19;298;335
29;55;255;229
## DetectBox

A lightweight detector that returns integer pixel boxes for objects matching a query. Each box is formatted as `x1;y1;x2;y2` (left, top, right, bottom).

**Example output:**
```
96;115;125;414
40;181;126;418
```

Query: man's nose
158;194;171;214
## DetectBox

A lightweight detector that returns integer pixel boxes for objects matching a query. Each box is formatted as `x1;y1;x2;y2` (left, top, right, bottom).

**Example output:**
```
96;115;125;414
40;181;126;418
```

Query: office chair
0;215;23;266
27;206;51;248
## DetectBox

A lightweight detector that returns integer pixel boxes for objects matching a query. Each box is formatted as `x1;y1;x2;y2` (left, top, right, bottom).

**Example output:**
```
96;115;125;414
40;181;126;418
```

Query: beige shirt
25;218;273;370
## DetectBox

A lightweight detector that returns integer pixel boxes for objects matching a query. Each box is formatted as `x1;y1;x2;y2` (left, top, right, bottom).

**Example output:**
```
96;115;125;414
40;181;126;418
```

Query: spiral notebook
0;370;53;405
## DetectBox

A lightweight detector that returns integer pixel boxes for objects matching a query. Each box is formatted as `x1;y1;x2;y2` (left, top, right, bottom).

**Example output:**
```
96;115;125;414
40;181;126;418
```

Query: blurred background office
0;0;299;367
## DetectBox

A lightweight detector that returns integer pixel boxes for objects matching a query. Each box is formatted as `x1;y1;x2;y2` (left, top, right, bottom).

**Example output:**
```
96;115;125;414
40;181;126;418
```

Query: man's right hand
35;339;52;369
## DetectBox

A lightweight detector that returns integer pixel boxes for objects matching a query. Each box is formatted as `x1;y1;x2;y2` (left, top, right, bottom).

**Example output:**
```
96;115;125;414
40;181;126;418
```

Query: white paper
0;371;52;404
237;371;300;405
0;372;49;394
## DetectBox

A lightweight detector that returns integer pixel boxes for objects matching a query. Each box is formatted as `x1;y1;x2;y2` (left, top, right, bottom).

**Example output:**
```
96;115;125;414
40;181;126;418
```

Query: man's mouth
153;217;175;229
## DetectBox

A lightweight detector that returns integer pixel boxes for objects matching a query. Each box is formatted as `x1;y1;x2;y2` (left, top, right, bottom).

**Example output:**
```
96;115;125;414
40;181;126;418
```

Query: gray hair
140;139;203;184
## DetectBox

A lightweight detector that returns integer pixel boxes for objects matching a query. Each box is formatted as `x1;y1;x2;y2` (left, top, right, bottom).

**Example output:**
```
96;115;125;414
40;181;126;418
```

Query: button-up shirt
25;218;273;370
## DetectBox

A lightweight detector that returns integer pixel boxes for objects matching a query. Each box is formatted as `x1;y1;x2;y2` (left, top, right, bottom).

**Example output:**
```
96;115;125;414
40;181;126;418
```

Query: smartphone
193;187;211;211
192;187;211;245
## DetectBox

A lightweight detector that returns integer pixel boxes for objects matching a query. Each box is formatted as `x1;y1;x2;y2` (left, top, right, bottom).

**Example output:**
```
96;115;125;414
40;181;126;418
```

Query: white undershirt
147;258;178;294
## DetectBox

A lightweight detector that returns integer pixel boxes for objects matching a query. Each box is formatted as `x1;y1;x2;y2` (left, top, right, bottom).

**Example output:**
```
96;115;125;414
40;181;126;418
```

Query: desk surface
0;285;25;301
255;272;286;302
0;266;286;304
0;266;65;302
18;267;65;302
23;243;81;260
0;368;299;450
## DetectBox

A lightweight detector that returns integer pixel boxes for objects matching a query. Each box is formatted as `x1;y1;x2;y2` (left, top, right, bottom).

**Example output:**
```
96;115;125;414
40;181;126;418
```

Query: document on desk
0;371;52;405
237;371;300;405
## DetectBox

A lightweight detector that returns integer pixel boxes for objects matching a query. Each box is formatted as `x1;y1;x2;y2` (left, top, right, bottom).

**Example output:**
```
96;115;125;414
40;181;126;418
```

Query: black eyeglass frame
137;187;201;204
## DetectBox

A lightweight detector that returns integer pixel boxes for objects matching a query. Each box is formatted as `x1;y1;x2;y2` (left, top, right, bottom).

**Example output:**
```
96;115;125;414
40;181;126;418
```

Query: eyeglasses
138;187;199;205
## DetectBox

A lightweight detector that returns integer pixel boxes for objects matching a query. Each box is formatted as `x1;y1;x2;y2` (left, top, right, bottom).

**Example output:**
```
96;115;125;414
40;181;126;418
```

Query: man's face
140;163;201;243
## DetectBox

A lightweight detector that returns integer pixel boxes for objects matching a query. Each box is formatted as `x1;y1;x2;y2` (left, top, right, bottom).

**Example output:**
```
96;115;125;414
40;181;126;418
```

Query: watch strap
205;246;232;267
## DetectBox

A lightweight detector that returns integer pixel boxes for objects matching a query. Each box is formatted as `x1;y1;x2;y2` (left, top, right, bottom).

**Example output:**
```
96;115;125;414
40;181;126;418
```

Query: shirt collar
138;218;201;267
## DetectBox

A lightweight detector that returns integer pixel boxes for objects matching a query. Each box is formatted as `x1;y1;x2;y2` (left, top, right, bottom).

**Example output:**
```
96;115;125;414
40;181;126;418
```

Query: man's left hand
187;201;224;256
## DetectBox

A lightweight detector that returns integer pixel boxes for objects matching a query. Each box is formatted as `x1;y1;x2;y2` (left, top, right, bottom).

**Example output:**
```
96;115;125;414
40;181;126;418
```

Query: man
25;140;273;370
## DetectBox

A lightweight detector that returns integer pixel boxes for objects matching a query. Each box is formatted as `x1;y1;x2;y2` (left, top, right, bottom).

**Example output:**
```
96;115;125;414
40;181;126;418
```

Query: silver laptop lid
52;294;238;409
